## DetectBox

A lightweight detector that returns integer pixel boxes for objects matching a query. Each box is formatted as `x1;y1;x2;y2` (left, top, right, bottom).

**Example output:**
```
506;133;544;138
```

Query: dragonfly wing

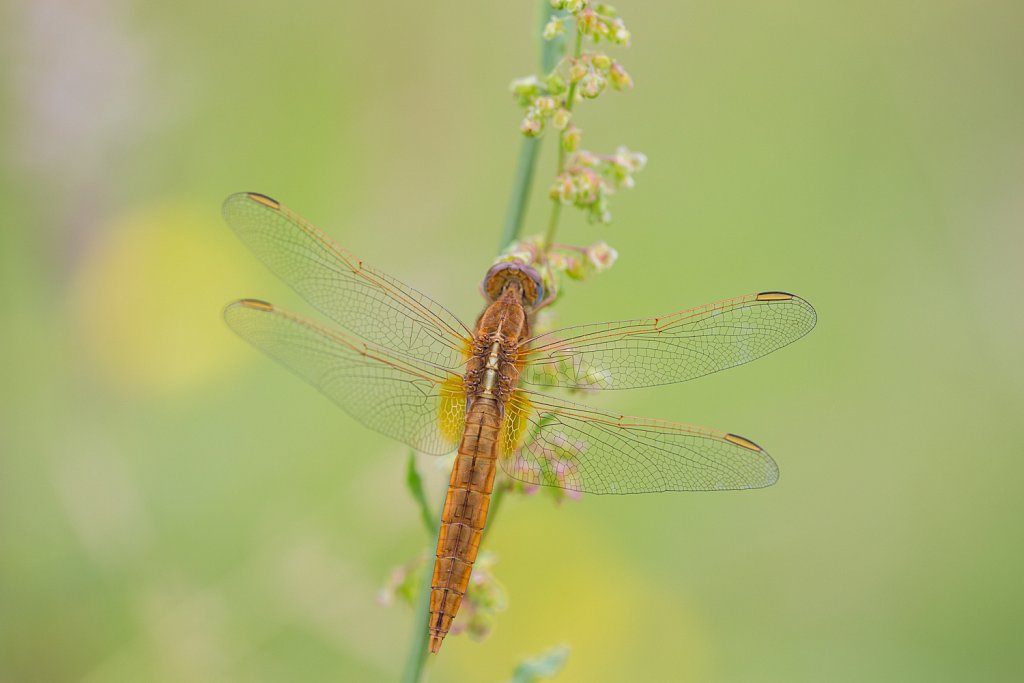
520;292;815;390
225;299;466;455
223;192;472;369
499;390;778;494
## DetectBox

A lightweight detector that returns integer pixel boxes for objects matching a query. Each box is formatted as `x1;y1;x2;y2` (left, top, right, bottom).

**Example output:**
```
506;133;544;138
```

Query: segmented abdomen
428;397;502;653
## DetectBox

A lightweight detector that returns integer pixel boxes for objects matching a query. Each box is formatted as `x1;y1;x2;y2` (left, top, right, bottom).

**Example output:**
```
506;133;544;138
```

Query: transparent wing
225;299;466;455
499;390;778;494
520;292;816;390
223;192;472;369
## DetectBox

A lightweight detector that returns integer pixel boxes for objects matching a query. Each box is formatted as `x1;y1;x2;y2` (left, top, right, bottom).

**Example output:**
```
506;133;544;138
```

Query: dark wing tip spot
724;433;764;452
236;298;275;311
245;192;281;209
755;291;796;301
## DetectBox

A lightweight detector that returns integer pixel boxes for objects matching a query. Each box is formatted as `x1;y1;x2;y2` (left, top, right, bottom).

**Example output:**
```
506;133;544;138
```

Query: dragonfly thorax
465;290;530;404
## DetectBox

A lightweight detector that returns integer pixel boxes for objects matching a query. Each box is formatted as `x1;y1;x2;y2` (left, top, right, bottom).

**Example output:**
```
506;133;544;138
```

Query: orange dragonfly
223;192;816;653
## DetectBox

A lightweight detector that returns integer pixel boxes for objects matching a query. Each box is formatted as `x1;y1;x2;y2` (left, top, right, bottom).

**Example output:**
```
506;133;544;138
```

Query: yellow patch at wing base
437;375;467;447
500;392;532;457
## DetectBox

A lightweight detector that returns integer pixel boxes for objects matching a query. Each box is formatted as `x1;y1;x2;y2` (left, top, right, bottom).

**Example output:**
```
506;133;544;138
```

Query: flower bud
586;241;618;271
545;72;567;94
534;96;557;113
379;555;427;608
591;52;612;71
609;62;633;90
550;174;576;202
543;16;565;41
576;170;601;203
578;11;600;35
562;124;582;150
510;75;540;94
568;60;587;83
580;72;606;98
509;75;541;105
565;256;588;280
520;113;543;137
615;146;647;171
552;108;572;129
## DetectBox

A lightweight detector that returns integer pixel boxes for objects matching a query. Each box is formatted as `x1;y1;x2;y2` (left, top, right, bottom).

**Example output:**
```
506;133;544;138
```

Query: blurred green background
3;1;1023;681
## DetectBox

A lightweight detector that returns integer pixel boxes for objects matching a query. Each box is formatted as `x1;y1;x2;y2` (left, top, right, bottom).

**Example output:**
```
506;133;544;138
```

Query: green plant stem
400;499;442;683
499;1;569;251
499;138;543;251
541;28;585;251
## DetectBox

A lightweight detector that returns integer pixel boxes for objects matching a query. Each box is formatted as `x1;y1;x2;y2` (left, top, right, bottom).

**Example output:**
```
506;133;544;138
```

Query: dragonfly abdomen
428;397;502;653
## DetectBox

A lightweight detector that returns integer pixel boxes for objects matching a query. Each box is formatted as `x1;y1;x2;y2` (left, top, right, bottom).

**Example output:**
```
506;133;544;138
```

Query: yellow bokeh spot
69;201;261;394
448;510;708;682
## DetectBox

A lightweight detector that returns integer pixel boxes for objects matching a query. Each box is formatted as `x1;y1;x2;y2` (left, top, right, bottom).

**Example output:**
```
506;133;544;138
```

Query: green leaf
405;451;436;536
509;645;571;683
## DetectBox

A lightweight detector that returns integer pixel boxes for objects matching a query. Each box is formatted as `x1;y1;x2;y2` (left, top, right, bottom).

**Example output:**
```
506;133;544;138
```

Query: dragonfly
222;192;816;654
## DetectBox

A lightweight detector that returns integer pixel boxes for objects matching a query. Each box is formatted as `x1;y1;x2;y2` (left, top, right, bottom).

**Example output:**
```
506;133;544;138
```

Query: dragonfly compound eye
483;262;544;307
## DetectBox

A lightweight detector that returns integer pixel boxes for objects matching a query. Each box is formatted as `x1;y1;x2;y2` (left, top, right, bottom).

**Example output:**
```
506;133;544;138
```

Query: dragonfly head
483;262;544;309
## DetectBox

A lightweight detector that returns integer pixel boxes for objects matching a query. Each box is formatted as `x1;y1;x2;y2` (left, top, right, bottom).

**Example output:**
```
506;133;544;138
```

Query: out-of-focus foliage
2;1;1023;682
508;644;570;683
